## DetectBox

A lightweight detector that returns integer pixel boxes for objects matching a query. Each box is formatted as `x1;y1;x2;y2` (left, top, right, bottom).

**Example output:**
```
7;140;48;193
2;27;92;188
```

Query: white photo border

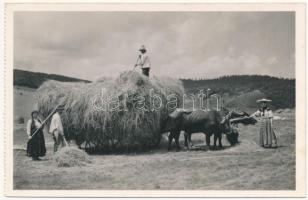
3;2;306;197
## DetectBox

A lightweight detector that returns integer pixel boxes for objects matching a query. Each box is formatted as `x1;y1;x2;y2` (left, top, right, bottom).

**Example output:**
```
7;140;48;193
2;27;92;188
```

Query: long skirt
259;119;277;148
27;130;46;158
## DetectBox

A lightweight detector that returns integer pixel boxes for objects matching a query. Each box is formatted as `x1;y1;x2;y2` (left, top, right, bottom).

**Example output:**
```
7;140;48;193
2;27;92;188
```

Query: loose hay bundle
36;71;184;153
151;76;184;99
36;80;113;145
53;146;91;167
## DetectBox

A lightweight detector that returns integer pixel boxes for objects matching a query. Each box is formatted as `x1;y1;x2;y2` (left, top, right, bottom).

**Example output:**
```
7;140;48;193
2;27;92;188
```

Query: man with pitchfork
49;105;68;152
134;45;151;77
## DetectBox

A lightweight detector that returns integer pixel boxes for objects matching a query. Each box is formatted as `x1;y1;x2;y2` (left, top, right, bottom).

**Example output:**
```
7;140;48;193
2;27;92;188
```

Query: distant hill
224;90;266;109
14;69;90;88
181;75;295;109
14;70;295;109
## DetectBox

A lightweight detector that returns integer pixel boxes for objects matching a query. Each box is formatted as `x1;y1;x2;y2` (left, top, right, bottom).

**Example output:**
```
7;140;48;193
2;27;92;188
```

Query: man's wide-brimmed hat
139;45;146;51
257;98;272;103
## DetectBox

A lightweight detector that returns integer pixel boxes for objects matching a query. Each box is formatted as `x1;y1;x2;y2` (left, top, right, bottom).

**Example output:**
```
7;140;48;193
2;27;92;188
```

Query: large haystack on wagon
36;71;184;153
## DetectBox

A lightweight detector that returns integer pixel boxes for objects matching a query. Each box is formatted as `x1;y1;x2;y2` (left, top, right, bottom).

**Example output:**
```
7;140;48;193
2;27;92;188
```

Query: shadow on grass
74;133;244;155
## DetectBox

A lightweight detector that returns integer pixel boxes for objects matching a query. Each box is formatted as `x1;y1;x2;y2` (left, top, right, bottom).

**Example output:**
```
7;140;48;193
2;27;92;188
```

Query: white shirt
26;119;42;137
49;112;64;134
136;53;151;69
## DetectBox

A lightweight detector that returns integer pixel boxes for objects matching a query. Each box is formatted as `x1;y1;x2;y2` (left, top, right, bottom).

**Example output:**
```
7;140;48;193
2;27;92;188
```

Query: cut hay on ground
36;71;184;153
53;146;91;167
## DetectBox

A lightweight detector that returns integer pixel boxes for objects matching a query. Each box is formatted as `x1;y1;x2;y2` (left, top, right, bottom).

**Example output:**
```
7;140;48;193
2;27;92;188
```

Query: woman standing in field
26;110;46;160
251;99;278;148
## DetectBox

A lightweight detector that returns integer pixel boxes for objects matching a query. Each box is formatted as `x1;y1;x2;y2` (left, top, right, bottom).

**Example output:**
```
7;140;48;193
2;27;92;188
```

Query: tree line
181;75;295;109
14;69;90;88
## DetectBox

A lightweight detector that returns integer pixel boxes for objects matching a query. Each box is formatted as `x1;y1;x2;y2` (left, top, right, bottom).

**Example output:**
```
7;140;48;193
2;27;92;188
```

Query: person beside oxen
251;99;278;148
49;106;67;152
26;110;46;161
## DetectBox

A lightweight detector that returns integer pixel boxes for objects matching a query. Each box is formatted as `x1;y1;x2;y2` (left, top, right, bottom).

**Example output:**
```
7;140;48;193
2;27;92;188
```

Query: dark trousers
142;68;150;77
52;130;66;152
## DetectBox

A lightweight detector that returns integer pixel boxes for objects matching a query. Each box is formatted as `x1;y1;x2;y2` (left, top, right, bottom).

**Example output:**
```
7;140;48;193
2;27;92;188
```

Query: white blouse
26;119;42;137
251;109;274;118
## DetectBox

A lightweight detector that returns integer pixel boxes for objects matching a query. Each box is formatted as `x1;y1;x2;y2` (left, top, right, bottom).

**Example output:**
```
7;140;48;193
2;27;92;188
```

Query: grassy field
13;87;295;190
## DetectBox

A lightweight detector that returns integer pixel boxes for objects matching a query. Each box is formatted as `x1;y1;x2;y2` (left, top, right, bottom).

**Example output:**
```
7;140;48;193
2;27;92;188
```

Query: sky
14;12;295;80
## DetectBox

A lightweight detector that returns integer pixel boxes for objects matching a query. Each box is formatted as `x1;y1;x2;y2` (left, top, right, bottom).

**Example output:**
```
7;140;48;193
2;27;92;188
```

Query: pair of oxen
161;108;257;151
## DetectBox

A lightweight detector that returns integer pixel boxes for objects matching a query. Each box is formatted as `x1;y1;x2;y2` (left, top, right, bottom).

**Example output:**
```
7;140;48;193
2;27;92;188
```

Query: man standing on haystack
134;45;151;77
49;105;67;152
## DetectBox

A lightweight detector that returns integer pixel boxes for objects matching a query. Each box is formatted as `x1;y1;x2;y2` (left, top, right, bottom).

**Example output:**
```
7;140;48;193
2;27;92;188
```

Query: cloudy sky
14;12;295;80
